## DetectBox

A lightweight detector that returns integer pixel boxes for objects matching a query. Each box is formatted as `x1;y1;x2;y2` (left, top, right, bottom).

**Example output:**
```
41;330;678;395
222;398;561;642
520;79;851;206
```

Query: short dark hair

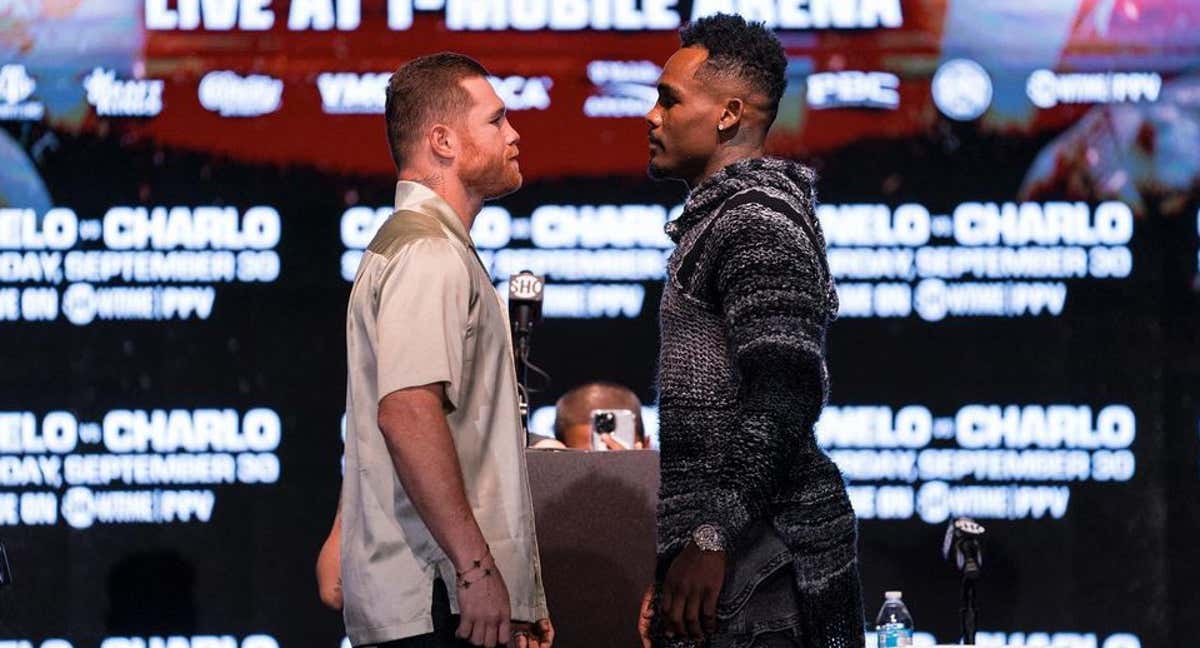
680;14;787;119
384;52;489;172
554;381;645;442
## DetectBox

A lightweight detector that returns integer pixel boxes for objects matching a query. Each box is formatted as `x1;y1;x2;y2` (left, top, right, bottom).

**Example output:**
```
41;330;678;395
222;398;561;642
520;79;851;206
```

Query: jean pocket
715;522;801;642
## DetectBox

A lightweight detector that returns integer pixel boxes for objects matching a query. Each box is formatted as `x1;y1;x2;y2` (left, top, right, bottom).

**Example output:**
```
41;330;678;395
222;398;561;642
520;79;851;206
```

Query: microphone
942;517;985;580
507;271;544;434
508;270;544;341
943;516;985;644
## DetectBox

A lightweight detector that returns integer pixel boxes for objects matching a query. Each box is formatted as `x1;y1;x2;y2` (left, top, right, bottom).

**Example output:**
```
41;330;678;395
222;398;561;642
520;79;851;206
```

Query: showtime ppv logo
317;72;551;114
83;68;165;117
1026;70;1162;109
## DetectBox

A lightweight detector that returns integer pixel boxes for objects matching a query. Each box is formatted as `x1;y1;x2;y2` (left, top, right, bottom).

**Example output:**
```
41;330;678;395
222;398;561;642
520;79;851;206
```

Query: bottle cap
885;590;903;600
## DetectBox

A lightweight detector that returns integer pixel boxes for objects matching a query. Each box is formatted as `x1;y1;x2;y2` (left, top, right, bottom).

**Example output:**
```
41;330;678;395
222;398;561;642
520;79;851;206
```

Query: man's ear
427;123;456;160
717;97;745;133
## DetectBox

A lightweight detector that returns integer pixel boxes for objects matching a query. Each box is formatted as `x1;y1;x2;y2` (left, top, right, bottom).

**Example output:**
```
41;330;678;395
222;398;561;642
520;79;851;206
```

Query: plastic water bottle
874;590;913;647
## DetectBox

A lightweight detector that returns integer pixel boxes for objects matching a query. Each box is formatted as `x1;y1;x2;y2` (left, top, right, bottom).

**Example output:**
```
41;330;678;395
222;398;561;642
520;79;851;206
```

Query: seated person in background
547;381;648;450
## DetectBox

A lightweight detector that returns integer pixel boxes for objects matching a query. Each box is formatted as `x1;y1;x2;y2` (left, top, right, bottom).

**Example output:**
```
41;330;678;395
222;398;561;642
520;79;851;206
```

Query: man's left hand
512;618;554;648
659;543;726;640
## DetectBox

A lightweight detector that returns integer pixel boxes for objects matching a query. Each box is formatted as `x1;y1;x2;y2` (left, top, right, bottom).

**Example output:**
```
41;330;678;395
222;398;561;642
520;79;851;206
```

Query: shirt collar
393;180;473;248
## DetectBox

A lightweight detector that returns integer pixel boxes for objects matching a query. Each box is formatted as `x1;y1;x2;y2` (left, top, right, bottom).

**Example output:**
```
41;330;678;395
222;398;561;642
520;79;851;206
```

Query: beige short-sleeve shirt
341;181;548;645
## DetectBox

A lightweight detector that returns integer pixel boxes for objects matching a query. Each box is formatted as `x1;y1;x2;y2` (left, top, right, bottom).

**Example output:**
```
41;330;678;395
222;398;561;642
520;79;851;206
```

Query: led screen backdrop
1;1;1198;647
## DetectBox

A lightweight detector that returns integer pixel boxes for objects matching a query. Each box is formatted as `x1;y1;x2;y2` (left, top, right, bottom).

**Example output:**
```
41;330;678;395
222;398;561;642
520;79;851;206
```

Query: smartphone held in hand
590;409;637;451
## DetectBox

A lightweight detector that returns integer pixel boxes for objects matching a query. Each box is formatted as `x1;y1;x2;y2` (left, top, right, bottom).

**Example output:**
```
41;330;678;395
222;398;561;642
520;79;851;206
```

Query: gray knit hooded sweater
655;157;865;647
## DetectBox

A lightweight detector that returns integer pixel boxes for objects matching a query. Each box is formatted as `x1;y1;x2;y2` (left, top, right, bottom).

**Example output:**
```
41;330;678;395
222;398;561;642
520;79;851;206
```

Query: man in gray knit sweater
642;14;865;648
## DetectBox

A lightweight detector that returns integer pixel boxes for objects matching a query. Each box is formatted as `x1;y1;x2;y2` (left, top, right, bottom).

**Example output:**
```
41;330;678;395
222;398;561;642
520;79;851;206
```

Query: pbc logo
0;64;45;121
806;71;900;110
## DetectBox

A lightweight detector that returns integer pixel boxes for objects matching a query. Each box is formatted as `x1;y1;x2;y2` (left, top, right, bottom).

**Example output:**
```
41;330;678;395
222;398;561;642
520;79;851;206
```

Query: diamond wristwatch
691;524;728;552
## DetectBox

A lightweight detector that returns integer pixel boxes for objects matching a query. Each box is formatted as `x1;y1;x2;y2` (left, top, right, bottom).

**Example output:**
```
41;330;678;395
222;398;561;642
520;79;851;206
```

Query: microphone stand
507;271;550;439
959;538;981;645
513;331;531;434
961;577;977;645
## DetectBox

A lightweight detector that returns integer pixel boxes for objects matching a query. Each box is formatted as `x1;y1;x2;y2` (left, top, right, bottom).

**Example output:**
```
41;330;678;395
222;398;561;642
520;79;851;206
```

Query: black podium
526;448;660;648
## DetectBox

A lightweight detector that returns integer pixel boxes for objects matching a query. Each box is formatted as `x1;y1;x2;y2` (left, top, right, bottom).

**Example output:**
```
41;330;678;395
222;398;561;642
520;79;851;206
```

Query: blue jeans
657;521;804;648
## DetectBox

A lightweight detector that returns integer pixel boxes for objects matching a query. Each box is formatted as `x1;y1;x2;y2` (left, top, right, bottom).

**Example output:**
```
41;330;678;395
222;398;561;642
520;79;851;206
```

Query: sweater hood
665;156;817;243
664;156;837;320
